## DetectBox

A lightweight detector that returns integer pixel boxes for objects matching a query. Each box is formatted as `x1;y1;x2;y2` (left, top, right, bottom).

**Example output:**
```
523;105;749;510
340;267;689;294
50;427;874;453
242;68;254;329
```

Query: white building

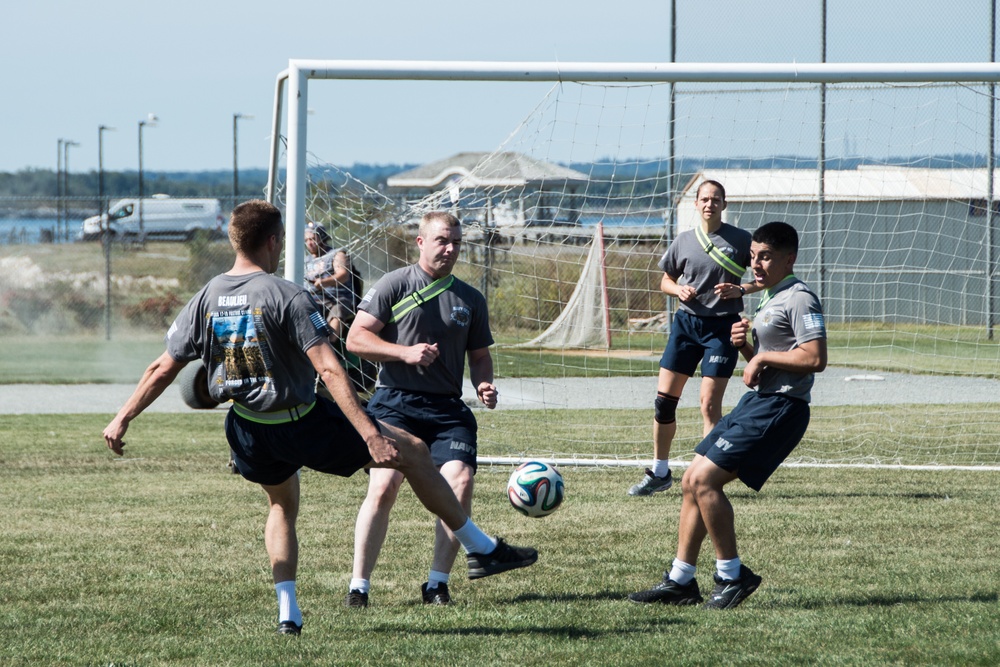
675;167;1000;326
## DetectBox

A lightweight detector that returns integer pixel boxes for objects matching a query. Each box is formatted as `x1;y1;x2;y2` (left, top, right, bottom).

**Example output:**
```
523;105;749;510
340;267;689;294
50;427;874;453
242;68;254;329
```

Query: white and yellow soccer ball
506;460;565;518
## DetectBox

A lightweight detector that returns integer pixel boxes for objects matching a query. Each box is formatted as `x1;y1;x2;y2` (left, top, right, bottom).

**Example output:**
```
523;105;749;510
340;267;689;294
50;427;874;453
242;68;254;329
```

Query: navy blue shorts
660;310;741;378
367;387;478;472
694;391;810;491
225;396;375;486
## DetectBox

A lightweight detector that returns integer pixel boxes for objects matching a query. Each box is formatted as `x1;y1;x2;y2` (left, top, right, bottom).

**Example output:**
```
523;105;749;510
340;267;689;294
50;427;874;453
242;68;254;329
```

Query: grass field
3;412;1000;666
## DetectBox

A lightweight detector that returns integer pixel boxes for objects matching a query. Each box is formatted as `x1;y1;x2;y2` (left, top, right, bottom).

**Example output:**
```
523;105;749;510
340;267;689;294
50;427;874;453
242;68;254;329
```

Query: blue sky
3;0;993;173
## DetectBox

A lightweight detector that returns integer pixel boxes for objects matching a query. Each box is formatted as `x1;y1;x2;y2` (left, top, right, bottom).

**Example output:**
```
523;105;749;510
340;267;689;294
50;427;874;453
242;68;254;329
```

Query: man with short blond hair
345;210;500;607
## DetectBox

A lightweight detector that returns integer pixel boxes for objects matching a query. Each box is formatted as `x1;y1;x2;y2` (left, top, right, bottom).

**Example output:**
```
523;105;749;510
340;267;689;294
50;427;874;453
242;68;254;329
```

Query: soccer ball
506;460;565;518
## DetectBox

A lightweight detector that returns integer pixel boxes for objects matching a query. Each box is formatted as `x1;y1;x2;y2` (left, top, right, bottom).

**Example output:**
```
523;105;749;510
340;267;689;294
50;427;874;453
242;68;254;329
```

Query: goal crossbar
267;59;1000;284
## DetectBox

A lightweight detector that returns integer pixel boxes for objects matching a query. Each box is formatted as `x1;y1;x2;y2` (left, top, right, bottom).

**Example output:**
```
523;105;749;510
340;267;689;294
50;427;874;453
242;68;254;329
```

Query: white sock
668;558;697;585
275;580;302;626
452;519;497;555
349;578;370;594
427;570;450;589
651;459;670;478
716;557;742;581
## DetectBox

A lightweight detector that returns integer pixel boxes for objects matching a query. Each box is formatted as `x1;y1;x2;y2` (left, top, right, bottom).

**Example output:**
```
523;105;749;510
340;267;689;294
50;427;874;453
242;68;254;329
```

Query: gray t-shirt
658;223;752;317
304;247;361;314
751;277;826;402
166;271;329;412
358;264;494;397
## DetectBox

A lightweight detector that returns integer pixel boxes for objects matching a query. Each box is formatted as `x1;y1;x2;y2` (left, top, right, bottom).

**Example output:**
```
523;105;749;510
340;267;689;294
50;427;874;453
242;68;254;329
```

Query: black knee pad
654;392;679;424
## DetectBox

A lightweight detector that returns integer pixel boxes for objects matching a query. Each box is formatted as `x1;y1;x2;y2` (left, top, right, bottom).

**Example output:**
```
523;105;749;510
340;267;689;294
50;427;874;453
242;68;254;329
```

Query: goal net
270;61;1000;470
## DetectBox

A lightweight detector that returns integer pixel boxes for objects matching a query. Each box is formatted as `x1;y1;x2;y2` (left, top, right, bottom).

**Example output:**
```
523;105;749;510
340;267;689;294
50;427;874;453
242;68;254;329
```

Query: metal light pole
233;113;253;206
99;124;115;340
138;114;158;242
63;140;79;242
57;139;64;241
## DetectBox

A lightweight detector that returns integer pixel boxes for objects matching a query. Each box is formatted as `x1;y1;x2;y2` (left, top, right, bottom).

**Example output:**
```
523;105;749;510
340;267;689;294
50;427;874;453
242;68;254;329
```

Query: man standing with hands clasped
345;210;503;607
629;221;827;609
629;180;758;497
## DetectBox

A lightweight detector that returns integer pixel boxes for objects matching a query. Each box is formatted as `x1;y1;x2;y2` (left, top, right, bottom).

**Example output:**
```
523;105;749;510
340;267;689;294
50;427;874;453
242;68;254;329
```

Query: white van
77;195;224;241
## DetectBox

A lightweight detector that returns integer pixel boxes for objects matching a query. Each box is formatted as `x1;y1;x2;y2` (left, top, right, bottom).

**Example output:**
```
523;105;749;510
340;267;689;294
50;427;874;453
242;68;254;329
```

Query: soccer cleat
467;537;538;580
276;620;302;636
628;574;703;605
628;468;673;496
345;589;369;608
702;564;762;610
421;582;452;605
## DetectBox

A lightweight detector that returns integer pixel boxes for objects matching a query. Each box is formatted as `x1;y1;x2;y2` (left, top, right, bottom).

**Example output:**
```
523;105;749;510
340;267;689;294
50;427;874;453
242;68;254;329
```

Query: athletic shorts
225;396;376;486
660;309;741;378
367;387;479;472
694;391;810;491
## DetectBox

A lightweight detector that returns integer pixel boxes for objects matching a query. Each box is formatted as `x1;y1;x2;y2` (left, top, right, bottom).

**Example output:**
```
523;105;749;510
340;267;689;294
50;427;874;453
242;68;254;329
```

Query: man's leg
377;422;537;580
629;368;688;496
431;460;473;572
261;474;303;633
698;376;729;437
347;467;403;607
423;460;474;603
683;454;739;559
628;457;712;605
684;453;762;609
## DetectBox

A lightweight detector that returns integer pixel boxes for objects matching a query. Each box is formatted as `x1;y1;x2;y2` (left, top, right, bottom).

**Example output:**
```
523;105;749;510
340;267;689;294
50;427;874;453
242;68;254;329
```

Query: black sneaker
467;537;538;580
628;469;673;496
421;582;452;605
628;574;702;605
345;589;369;608
703;564;762;609
276;620;302;635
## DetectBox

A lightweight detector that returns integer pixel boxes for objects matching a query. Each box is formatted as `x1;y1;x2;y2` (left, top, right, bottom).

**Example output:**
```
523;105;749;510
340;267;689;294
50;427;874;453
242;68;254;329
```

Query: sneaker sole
627;482;673;497
468;551;538;580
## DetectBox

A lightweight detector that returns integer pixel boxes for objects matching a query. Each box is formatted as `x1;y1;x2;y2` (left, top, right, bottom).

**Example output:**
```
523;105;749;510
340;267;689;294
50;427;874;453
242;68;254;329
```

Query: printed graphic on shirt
210;307;275;394
450;305;471;327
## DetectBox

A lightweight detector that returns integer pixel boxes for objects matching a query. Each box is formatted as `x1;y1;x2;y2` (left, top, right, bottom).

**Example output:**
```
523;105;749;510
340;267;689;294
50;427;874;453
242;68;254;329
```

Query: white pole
284;64;308;284
266;69;288;205
289;59;1000;83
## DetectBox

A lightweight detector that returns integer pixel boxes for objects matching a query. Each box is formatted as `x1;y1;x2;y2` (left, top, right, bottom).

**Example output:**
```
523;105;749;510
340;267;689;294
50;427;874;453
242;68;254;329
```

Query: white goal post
267;60;1000;285
265;60;1000;470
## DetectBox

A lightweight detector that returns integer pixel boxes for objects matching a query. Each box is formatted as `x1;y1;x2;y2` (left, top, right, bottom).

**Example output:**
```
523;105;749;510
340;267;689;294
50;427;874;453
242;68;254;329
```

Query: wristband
739;286;746;296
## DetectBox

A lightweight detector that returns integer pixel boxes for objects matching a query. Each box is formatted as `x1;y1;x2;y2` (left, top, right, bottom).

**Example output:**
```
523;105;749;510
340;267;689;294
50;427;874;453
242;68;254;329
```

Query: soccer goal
267;60;1000;470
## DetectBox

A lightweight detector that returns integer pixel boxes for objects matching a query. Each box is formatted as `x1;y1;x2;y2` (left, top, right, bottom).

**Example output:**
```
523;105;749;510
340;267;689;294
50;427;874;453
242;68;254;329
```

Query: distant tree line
0;153;988;211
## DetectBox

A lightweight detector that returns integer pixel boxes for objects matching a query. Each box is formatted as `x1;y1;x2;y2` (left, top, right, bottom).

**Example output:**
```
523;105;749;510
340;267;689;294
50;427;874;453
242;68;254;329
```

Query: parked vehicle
77;195;224;241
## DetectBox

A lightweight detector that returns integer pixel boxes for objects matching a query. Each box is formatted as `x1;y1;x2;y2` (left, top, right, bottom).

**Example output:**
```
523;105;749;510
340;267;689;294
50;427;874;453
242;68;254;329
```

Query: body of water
0;218;78;245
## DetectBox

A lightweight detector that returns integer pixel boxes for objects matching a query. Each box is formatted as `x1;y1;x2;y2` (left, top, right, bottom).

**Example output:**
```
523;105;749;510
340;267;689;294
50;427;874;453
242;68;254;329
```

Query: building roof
683;167;1000;202
386;151;590;190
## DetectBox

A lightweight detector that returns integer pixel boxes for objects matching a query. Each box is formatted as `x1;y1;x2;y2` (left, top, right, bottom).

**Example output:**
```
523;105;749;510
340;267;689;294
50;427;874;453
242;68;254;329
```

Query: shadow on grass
748;491;956;501
368;614;687;639
771;590;999;609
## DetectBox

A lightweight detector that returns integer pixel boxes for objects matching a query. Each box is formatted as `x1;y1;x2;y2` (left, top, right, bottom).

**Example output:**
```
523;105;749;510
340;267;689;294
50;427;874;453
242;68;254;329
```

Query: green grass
3;412;1000;666
0;335;167;383
4;326;1000;383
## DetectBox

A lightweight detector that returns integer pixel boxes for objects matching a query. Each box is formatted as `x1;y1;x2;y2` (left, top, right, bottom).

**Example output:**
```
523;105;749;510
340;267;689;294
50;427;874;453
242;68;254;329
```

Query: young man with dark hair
629;221;827;609
103;201;536;635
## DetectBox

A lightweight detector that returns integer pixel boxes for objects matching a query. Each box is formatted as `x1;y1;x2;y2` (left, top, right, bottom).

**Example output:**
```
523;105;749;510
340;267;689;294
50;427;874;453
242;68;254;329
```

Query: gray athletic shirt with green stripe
165;271;328;412
658;223;752;318
358;264;494;397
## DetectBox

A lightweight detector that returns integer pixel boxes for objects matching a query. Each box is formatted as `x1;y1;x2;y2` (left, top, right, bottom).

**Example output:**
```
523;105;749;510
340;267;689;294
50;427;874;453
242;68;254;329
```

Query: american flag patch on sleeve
803;312;825;331
310;311;327;331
